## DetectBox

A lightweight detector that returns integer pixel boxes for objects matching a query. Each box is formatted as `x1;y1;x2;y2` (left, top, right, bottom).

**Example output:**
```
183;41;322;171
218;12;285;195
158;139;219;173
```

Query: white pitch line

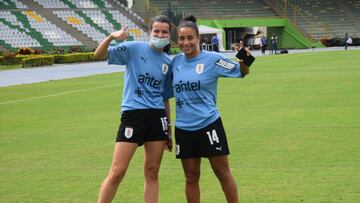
0;83;120;105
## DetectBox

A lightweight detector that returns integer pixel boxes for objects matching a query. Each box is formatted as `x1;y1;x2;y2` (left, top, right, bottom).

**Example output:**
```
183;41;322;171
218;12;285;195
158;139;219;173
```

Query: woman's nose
158;32;168;38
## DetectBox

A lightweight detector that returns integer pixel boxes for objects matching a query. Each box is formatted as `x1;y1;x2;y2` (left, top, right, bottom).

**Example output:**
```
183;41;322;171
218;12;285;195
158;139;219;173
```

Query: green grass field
1;50;360;202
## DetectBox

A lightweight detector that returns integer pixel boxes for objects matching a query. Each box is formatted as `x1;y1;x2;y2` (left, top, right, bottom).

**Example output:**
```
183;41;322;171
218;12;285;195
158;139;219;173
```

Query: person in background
211;35;220;52
261;35;267;55
270;34;278;55
235;39;244;51
167;15;251;203
94;15;173;203
344;33;352;50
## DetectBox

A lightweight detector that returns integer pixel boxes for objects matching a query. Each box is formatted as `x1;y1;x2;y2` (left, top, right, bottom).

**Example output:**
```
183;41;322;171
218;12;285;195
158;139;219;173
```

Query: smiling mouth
181;46;192;51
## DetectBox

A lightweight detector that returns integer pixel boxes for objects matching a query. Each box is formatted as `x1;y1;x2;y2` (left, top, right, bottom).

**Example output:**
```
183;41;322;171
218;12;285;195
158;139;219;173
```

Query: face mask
150;36;170;48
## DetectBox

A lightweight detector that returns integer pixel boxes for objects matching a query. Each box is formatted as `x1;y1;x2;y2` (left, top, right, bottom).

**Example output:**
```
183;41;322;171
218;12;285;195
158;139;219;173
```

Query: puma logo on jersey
216;59;235;70
140;56;148;63
215;146;222;151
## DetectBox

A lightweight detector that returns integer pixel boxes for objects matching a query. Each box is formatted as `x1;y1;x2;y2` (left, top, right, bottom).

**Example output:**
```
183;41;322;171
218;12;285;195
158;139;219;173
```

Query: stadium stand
53;10;108;43
148;0;359;40
0;0;147;51
0;12;41;49
0;0;27;9
285;0;360;39
149;0;277;19
23;10;82;47
32;0;69;9
0;0;359;51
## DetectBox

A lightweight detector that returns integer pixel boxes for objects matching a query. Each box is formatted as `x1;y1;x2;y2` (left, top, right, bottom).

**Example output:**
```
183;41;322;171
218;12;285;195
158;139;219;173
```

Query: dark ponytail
178;15;199;36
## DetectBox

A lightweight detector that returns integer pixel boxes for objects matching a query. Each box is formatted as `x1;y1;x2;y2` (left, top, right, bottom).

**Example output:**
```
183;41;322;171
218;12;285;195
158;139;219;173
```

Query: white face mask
150;36;170;48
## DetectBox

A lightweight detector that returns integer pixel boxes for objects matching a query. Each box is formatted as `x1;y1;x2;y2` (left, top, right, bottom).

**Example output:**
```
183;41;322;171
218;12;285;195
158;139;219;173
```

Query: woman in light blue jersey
94;15;173;203
168;16;250;203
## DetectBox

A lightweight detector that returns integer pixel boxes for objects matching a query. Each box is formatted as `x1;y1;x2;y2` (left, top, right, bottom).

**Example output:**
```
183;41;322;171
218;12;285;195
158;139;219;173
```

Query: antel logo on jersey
138;73;161;89
174;80;201;93
162;64;168;74
196;64;204;74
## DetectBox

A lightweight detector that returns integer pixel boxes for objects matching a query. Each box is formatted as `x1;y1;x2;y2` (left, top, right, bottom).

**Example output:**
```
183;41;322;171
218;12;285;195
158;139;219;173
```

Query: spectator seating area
150;0;277;19
0;0;147;50
0;0;27;9
343;0;360;21
0;10;80;49
287;0;360;39
1;0;359;51
149;0;360;40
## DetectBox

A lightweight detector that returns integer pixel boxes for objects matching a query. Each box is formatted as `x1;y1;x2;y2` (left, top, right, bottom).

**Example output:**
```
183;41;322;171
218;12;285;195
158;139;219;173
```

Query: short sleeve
213;56;242;78
107;42;133;65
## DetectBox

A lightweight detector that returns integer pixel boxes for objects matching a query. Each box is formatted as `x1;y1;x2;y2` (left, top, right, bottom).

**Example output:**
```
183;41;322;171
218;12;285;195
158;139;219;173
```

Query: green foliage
351;37;360;46
54;52;104;63
169;47;180;55
0;53;26;65
3;51;17;59
0;52;104;69
18;47;34;55
321;37;360;47
22;55;54;68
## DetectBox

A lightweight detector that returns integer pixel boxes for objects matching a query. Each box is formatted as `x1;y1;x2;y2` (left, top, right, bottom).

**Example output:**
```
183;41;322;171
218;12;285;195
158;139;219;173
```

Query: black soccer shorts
116;109;169;145
175;117;230;159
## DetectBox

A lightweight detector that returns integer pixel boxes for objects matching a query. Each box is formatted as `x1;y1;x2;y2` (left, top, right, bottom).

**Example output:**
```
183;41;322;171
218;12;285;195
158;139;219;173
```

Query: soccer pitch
1;50;359;202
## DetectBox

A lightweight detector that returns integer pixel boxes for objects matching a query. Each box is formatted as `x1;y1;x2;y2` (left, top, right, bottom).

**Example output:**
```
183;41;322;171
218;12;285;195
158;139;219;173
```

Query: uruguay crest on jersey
196;64;204;74
162;64;168;74
124;127;133;139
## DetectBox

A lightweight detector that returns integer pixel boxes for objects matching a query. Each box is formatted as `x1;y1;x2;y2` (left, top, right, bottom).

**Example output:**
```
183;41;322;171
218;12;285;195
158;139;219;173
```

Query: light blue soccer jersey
108;41;172;112
170;51;243;131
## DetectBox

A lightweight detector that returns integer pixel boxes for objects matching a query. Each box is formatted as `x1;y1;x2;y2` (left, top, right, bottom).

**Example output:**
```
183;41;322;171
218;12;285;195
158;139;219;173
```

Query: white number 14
206;129;219;145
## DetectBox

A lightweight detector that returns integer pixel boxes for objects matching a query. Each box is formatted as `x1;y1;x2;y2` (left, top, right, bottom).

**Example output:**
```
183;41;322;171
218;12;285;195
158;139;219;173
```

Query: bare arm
164;99;171;125
238;48;252;76
163;99;172;152
94;25;129;59
240;62;250;76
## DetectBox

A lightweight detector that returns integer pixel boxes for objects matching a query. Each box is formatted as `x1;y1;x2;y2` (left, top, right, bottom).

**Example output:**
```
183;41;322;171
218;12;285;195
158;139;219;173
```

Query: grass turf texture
1;50;359;202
